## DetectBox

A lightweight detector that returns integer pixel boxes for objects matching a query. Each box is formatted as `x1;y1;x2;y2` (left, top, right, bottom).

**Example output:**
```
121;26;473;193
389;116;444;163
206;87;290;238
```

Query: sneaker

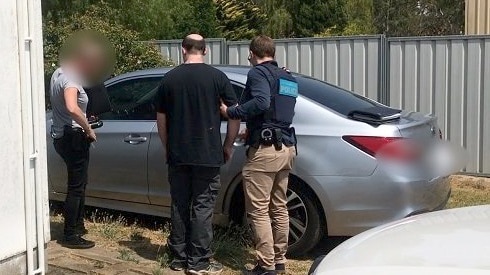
275;263;286;274
242;264;276;275
170;260;187;271
188;262;224;275
60;236;95;249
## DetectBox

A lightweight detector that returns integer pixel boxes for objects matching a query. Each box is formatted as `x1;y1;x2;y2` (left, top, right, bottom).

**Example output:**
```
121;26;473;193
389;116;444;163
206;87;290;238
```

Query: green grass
447;175;490;208
117;248;140;263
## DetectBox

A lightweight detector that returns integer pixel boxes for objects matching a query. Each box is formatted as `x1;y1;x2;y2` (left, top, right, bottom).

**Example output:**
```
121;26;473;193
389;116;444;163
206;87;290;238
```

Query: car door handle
124;135;148;145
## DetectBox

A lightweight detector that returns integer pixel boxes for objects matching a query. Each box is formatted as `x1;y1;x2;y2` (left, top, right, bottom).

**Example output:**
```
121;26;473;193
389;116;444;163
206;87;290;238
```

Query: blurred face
79;50;102;76
75;46;108;87
60;30;115;87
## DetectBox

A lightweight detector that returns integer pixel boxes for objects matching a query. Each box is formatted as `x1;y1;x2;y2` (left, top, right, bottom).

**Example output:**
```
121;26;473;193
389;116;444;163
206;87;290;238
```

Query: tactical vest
255;62;298;130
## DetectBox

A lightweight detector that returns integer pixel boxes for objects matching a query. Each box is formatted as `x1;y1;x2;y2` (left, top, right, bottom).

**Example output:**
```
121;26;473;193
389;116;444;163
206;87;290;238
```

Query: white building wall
0;0;49;274
0;0;28;262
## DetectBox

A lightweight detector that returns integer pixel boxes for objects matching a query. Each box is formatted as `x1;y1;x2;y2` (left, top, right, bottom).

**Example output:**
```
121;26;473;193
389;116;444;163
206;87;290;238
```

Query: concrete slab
46;241;176;275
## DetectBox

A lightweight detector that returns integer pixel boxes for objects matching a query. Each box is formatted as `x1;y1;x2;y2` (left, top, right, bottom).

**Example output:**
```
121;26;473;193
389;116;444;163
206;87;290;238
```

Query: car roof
105;65;251;85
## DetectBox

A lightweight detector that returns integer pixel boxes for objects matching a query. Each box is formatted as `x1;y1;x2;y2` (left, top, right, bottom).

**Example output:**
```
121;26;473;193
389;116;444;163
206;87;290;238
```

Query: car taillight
342;136;421;162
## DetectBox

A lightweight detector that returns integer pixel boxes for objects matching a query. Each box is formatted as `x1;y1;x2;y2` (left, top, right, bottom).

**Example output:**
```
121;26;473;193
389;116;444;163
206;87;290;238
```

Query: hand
220;100;229;119
86;128;97;142
238;128;248;141
223;145;234;163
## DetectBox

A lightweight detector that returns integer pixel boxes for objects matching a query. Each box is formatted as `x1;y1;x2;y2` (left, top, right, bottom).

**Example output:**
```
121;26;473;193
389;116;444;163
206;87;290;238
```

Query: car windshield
296;76;381;116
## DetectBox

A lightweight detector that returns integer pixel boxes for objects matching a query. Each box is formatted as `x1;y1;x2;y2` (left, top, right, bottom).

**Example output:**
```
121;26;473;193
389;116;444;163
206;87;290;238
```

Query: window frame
100;75;163;121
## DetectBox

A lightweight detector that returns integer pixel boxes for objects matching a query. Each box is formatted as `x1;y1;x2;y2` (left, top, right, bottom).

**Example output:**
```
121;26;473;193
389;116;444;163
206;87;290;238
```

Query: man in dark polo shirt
155;34;240;275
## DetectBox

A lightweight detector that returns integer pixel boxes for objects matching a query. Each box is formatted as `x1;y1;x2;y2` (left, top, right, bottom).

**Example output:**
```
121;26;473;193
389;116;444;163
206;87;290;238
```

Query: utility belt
252;127;297;154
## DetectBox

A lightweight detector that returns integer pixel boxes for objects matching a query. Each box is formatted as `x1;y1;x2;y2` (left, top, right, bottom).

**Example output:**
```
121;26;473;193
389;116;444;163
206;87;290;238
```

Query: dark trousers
53;127;90;238
168;165;221;270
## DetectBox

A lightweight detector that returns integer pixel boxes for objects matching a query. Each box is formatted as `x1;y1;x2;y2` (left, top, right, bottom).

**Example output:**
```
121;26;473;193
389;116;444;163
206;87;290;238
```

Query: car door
88;76;162;203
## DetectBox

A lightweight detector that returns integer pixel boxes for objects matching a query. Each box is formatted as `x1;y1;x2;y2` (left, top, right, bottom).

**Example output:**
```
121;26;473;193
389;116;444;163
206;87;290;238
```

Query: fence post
222;38;228;64
379;35;389;105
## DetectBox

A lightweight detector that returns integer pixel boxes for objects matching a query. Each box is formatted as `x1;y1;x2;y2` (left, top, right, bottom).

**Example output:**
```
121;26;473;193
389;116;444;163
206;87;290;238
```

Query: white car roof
314;205;490;274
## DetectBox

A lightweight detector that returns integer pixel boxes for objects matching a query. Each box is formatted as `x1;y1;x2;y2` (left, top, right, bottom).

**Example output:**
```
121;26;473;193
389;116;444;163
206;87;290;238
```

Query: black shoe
242;264;276;275
170;260;187;271
76;227;89;236
60;236;95;249
188;262;224;275
275;263;286;274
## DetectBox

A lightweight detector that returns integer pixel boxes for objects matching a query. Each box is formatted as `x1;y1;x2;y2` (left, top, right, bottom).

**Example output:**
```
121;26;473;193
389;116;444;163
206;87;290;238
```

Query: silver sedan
47;66;451;256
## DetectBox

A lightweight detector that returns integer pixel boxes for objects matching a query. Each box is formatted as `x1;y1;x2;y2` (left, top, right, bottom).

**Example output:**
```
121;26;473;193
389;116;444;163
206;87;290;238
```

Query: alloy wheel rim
287;188;308;245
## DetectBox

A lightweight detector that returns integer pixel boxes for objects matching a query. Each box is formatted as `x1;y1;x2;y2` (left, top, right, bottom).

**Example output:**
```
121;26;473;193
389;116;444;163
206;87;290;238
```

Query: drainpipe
17;0;46;274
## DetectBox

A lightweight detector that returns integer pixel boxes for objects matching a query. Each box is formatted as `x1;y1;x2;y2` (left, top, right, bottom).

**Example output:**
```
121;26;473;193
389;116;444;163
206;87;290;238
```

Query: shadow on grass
50;218;64;241
301;236;350;260
117;225;255;271
212;226;254;270
118;237;168;263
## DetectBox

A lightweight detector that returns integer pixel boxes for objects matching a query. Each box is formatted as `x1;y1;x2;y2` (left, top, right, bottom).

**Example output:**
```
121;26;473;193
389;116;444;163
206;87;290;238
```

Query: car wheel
229;177;325;256
286;178;324;256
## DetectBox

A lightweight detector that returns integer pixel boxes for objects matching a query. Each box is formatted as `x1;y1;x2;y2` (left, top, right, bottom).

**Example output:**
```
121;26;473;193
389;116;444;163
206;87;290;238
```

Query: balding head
182;34;206;56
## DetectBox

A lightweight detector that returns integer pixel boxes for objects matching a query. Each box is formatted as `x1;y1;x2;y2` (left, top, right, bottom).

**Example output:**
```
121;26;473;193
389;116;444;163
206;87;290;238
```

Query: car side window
297;76;381;116
100;77;162;120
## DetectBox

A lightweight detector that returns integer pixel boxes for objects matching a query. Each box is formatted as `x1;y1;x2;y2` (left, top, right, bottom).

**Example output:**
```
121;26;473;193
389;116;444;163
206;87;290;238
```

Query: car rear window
297;76;381;116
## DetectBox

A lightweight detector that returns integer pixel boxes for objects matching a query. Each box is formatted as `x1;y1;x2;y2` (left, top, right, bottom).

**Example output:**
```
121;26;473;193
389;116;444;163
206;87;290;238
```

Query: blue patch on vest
279;79;298;98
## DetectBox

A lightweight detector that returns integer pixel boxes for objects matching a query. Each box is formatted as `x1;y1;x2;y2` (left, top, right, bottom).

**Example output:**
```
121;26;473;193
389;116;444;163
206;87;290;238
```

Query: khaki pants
243;144;296;270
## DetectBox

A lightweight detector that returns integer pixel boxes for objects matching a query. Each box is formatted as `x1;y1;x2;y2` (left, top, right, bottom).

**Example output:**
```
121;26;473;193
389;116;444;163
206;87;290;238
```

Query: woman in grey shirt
50;38;106;249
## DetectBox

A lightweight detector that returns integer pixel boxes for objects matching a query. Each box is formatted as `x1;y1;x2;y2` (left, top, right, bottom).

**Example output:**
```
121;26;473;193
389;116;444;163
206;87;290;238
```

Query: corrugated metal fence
154;38;227;65
155;35;490;175
227;36;384;101
388;36;490;174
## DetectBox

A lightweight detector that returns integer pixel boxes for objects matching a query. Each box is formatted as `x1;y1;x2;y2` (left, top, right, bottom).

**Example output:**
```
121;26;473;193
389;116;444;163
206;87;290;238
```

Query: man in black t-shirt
155;34;240;275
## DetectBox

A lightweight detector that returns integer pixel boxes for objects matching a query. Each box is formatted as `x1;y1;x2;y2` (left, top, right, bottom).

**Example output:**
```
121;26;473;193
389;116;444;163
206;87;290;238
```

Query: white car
311;205;490;275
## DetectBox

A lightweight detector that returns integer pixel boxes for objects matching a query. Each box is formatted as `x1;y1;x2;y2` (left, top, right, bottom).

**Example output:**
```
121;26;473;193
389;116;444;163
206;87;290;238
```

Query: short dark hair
182;36;206;55
250;35;275;58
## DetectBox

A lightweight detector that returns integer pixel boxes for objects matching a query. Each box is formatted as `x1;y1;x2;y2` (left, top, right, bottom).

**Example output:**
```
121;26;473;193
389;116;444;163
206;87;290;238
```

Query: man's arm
226;69;271;120
64;87;96;141
218;73;241;162
154;80;168;151
223;118;240;162
156;112;168;154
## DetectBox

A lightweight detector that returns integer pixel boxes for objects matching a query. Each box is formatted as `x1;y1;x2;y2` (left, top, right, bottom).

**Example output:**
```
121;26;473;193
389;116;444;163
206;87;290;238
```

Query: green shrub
43;2;173;76
43;2;173;105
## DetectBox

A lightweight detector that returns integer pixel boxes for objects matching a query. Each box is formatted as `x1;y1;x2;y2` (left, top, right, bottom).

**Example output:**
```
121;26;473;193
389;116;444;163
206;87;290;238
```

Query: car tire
286;178;325;256
229;177;325;256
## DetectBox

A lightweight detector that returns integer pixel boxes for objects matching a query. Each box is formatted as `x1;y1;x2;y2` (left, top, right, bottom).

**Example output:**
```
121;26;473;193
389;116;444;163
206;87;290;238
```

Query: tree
373;0;464;36
43;0;221;40
43;2;172;79
215;0;266;40
253;0;293;38
285;0;348;37
108;0;220;39
41;0;97;22
343;0;376;35
315;0;376;36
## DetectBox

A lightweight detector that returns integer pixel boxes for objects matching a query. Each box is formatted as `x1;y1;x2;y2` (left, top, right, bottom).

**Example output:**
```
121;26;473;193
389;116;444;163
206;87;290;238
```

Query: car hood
314;205;490;274
315;266;490;275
